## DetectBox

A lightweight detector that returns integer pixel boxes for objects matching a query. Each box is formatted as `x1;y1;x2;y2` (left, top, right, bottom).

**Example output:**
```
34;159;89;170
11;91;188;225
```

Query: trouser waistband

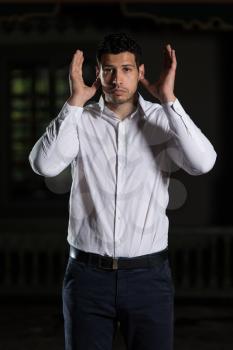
69;245;168;270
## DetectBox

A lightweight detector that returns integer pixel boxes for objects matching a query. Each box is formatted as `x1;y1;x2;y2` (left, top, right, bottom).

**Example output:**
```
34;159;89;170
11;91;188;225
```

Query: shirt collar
98;93;150;121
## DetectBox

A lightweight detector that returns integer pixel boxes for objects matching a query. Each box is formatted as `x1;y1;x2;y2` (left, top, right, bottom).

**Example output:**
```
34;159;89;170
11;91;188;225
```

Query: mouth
109;88;127;95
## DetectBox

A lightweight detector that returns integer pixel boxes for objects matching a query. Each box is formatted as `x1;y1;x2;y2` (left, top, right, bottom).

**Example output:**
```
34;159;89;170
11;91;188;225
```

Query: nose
112;69;122;85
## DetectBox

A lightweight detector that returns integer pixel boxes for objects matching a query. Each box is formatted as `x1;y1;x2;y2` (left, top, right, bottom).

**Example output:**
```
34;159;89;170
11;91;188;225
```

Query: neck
104;94;138;121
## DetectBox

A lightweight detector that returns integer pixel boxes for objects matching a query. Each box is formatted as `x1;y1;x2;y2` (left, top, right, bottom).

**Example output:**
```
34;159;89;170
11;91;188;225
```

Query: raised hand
68;50;100;107
140;44;177;103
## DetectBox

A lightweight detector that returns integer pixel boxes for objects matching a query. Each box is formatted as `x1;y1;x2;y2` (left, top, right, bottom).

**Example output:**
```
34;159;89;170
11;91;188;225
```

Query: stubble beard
104;89;136;106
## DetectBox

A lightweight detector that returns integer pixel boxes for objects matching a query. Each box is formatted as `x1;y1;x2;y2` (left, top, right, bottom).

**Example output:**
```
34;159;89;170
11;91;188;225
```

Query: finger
164;44;173;69
74;50;84;75
172;49;176;60
171;49;177;69
164;44;172;57
163;45;171;68
70;50;83;76
70;51;79;75
69;52;77;74
166;44;172;54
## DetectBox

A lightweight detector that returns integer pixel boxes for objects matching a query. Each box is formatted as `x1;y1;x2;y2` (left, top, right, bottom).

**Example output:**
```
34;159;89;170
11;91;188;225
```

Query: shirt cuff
161;99;176;107
162;98;185;115
66;101;84;112
57;101;83;123
162;98;190;133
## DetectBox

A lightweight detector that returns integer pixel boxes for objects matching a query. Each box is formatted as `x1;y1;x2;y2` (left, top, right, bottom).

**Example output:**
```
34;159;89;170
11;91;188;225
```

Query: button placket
115;122;125;243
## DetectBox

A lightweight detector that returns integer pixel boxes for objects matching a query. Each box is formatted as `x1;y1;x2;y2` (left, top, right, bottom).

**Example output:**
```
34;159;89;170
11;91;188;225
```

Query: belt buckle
112;258;118;270
98;256;118;270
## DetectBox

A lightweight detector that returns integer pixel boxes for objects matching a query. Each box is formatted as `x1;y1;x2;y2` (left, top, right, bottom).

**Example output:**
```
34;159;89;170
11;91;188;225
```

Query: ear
138;64;145;80
96;65;100;78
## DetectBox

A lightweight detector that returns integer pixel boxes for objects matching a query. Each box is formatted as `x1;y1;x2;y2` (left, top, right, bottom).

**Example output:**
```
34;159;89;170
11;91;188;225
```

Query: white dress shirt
29;94;217;258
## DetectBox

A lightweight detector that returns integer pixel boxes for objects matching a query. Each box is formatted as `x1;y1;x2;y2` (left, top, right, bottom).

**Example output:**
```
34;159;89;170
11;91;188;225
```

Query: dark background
0;1;232;349
0;1;227;225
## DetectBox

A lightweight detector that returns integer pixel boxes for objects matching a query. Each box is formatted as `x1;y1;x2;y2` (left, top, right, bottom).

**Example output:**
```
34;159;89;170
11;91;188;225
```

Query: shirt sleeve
29;102;83;177
162;98;217;175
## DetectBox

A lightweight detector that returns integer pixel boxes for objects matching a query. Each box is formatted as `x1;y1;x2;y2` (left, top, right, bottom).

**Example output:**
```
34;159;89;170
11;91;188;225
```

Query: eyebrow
103;64;136;68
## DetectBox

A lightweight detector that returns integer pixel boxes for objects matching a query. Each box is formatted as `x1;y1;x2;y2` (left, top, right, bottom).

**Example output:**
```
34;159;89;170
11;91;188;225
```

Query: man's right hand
67;50;100;107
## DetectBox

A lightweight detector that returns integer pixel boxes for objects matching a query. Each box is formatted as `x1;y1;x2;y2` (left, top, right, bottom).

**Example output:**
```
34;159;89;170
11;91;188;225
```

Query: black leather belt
69;245;168;270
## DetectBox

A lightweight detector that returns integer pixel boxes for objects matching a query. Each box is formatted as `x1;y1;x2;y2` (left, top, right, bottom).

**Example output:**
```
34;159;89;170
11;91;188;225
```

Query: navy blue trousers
62;255;175;350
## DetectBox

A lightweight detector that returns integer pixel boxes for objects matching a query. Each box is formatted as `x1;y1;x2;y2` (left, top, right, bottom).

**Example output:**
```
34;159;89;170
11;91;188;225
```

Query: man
29;33;217;350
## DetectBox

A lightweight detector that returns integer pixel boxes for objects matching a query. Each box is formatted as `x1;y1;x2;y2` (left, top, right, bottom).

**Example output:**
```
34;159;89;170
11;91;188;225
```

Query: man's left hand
140;44;177;104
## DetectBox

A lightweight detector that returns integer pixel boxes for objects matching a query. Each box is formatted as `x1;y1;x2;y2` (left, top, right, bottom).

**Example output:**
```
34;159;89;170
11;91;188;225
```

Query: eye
103;68;113;73
123;67;132;72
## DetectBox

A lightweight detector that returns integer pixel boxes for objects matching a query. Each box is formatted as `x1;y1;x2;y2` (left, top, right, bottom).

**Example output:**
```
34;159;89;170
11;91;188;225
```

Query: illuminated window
8;58;96;202
9;64;70;199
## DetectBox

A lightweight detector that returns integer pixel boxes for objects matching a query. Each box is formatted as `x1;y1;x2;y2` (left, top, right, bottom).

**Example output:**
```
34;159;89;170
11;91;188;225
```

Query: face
97;52;144;105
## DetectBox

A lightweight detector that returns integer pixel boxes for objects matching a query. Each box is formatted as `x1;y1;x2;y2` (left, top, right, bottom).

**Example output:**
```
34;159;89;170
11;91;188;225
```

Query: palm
69;50;100;101
140;44;177;103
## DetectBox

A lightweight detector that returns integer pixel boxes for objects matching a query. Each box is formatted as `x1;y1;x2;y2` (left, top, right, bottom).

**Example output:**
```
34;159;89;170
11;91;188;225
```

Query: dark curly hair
96;32;142;69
